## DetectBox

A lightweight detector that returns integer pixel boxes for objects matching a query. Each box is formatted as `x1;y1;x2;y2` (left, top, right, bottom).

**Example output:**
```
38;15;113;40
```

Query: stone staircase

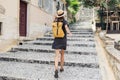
0;24;102;80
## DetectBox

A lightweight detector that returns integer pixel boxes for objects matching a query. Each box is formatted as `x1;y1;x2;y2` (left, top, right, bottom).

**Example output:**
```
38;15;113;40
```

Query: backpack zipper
57;22;58;35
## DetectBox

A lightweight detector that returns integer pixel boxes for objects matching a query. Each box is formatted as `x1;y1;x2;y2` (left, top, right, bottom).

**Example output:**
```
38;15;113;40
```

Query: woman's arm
65;25;72;36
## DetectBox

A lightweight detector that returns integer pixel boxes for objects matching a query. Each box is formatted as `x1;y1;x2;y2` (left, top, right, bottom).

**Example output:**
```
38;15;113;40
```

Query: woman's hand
65;25;72;37
68;32;72;36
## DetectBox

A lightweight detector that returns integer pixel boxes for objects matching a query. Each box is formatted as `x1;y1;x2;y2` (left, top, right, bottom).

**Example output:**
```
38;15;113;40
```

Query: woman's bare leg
60;49;64;69
55;49;60;70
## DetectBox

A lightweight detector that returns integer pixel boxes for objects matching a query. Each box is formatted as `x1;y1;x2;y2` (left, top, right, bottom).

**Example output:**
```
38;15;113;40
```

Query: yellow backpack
52;22;65;38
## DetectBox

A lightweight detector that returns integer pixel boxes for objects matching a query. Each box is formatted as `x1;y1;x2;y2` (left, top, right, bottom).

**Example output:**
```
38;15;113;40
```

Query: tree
82;0;100;8
66;0;81;23
81;0;120;31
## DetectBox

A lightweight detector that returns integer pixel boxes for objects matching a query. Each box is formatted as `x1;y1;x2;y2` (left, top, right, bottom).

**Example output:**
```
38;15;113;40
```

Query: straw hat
56;10;65;18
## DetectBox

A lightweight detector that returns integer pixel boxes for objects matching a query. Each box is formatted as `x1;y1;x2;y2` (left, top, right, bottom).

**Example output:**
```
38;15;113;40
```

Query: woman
52;10;72;78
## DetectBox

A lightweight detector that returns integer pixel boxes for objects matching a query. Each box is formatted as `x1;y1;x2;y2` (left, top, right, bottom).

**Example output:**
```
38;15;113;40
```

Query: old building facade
0;0;66;41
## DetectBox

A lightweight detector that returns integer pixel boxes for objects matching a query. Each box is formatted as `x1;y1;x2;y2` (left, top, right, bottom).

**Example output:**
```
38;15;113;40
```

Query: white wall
0;0;55;40
28;0;53;38
0;0;19;39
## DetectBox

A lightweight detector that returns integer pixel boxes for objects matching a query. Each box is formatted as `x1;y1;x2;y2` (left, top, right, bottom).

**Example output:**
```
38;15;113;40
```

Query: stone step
106;46;120;60
0;76;25;80
70;30;93;33
50;28;93;30
25;39;95;44
24;43;95;47
69;28;92;30
11;45;97;55
49;32;93;35
0;61;101;80
23;40;96;47
105;40;114;45
70;31;93;34
36;37;95;41
0;52;99;68
44;34;94;38
10;48;97;56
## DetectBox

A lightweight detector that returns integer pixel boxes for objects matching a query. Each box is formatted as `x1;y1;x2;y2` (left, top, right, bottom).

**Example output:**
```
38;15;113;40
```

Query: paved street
0;21;102;80
2;0;120;80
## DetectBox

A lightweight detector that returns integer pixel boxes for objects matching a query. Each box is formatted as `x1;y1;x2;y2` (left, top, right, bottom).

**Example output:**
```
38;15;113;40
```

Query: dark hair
54;17;64;22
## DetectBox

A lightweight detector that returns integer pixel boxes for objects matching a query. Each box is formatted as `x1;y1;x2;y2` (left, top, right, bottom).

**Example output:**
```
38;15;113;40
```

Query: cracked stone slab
0;61;102;80
69;30;93;32
24;40;95;45
36;37;95;41
23;40;96;47
0;52;99;68
11;45;97;54
44;34;94;38
49;31;93;34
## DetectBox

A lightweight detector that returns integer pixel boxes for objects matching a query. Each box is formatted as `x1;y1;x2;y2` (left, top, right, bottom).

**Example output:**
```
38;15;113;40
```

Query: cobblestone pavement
0;21;102;80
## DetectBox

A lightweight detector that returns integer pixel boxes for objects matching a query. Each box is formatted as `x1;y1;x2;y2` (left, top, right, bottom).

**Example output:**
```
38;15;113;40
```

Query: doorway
19;0;27;36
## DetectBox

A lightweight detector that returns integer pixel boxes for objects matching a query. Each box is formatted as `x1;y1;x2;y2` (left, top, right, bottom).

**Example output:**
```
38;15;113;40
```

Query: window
0;5;5;14
38;0;43;8
43;0;49;11
62;4;64;10
38;0;54;14
0;22;2;35
57;2;60;10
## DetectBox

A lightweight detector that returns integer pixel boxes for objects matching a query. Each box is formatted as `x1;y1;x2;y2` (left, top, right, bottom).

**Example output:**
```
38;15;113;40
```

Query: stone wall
99;31;120;80
106;46;120;80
